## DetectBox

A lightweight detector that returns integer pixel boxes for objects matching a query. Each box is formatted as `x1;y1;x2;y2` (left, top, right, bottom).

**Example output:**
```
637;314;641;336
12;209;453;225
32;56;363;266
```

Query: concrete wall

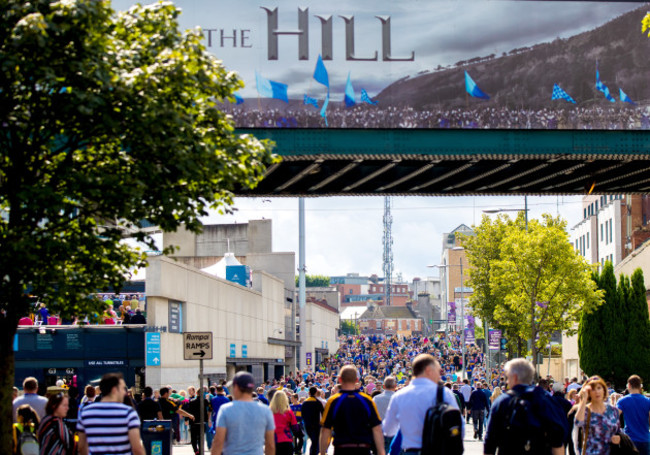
163;219;273;259
303;301;340;371
562;331;581;381
145;256;285;390
305;289;341;311
616;239;650;283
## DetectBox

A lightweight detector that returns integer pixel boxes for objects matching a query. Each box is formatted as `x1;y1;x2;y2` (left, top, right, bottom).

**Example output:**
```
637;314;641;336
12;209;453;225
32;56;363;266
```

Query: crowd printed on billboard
112;0;650;130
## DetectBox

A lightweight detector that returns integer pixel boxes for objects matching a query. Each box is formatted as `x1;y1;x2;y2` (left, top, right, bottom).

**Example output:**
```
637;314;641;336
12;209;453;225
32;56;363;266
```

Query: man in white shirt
374;377;397;454
296;383;309;400
13;377;47;421
459;379;473;422
383;354;464;454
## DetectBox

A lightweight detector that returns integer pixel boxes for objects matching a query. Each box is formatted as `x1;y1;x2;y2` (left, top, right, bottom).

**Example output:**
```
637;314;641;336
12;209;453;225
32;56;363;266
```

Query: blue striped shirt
77;402;140;454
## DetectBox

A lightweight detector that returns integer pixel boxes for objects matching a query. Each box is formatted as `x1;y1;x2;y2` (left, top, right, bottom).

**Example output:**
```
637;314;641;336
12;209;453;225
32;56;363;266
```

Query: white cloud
202;195;584;281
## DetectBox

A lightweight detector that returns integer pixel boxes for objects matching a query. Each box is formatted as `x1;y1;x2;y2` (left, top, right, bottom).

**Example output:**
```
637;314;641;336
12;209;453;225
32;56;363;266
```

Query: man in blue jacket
469;382;490;440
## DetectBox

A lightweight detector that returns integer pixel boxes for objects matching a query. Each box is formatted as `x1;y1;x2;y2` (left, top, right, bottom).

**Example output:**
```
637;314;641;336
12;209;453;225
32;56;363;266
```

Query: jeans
471;409;485;438
634;441;650;455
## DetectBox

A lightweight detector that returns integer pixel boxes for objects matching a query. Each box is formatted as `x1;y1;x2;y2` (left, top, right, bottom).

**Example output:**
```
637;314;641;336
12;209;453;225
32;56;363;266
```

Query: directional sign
145;333;161;366
183;332;213;360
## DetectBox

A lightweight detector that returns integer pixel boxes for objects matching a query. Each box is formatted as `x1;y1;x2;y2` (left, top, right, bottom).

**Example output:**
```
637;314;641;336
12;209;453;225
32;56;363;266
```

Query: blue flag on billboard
233;93;244;105
551;84;576;104
255;72;288;103
361;89;378;105
596;69;615;103
313;55;330;88
303;95;319;109
344;73;356;107
464;71;490;100
313;55;330;125
620;88;637;105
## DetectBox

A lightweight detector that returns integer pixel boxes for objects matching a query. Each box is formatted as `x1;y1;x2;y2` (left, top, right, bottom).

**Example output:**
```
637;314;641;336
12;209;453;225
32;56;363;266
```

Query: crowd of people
18;295;147;327
222;104;650;130
11;334;650;455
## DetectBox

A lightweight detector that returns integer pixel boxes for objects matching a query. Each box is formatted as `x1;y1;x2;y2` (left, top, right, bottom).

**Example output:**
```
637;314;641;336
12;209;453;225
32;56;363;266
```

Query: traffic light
500;337;508;351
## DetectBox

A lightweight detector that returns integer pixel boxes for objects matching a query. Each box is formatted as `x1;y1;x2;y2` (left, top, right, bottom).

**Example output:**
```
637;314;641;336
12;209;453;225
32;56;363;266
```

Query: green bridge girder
236;129;650;196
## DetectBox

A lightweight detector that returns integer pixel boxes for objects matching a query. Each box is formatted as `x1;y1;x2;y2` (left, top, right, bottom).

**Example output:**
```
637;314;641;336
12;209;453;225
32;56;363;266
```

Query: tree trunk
0;314;17;455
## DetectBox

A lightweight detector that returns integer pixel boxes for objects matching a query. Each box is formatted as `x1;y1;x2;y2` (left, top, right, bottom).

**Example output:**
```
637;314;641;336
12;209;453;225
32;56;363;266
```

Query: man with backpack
383;354;464;454
484;358;568;455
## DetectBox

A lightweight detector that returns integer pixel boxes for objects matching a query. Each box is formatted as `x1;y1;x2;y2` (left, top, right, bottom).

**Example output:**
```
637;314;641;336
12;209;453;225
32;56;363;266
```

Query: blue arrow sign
146;333;161;366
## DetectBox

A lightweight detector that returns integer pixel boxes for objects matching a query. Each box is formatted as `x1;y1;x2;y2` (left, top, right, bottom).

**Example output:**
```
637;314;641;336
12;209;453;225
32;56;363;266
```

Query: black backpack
421;382;464;455
504;386;568;454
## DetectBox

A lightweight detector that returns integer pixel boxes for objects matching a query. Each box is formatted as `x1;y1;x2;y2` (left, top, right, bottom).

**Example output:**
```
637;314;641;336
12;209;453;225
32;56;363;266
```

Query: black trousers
306;428;320;455
190;423;202;454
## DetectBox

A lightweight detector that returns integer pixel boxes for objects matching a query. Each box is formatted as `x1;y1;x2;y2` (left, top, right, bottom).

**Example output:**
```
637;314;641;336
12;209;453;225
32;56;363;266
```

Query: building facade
571;195;650;268
358;304;423;336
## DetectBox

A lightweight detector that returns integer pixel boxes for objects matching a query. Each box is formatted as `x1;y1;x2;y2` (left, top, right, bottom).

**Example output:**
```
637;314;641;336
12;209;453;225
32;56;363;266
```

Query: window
595;201;598;212
609;219;613;244
584;208;587;219
376;320;381;329
407;320;411;330
601;223;604;242
587;232;590;248
349;289;353;294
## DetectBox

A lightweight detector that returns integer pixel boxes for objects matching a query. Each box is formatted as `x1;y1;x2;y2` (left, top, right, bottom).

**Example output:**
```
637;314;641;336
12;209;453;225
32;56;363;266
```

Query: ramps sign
183;332;213;360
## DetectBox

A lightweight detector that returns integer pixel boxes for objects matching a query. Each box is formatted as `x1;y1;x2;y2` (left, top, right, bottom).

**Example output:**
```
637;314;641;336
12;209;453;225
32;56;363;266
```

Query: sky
200;195;585;281
111;0;641;98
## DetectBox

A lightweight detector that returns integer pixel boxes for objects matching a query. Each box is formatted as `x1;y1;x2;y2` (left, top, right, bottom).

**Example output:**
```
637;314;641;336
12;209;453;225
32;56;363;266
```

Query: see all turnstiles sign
183;332;213;360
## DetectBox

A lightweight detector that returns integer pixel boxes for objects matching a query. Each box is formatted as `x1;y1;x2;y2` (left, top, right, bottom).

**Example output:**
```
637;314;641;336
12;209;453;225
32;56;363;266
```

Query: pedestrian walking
617;374;650;455
320;364;385;455
270;391;298;455
77;372;145;455
38;393;74;455
460;379;472;422
159;387;195;443
13;377;48;421
575;375;622;455
211;371;275;455
468;382;490;440
383;354;463;455
289;394;304;455
484;358;568;455
136;386;163;422
185;386;211;455
373;376;397;454
301;387;324;455
13;405;39;455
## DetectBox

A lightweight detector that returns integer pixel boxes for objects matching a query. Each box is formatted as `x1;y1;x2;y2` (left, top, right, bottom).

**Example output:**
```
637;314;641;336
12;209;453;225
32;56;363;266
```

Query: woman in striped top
38;393;74;455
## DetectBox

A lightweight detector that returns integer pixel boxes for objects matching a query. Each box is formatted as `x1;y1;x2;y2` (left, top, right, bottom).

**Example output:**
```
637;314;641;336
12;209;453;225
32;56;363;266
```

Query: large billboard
114;1;650;129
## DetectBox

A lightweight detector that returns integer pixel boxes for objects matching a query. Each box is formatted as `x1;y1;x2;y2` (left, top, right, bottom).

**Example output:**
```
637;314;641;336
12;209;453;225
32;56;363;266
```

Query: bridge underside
236;129;650;196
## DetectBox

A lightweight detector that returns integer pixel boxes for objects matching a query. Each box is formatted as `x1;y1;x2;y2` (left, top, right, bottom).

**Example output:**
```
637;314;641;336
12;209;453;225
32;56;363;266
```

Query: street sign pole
183;332;213;455
199;359;204;455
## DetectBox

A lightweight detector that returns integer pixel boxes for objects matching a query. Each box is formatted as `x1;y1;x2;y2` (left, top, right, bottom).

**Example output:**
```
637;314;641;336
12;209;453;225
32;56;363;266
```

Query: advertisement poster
112;0;650;130
464;328;475;344
488;329;502;350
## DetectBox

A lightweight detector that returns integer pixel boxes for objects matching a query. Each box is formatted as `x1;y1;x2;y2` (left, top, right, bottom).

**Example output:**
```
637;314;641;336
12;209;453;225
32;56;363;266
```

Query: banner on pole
464;328;475;344
488;329;501;350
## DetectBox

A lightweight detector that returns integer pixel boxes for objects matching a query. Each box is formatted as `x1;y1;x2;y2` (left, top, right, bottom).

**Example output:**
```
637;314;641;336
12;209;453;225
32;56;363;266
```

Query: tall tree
0;0;275;449
488;214;603;368
462;213;524;354
580;266;650;389
578;263;621;383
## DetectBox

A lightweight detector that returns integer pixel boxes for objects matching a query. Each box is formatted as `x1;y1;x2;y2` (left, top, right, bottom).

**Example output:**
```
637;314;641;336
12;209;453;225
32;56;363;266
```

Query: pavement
172;434;485;455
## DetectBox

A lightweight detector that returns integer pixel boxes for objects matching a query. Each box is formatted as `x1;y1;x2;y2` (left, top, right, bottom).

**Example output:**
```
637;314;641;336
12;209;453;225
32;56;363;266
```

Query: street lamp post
428;253;467;380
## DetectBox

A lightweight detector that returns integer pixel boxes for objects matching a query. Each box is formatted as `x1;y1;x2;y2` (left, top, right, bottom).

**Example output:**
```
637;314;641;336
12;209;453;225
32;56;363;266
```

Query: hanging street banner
488;329;502;350
464;328;476;344
447;309;456;325
112;0;650;130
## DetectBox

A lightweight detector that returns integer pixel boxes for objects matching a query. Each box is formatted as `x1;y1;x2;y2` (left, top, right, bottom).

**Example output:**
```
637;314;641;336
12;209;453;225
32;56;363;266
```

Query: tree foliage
295;274;331;288
579;265;650;388
0;0;275;448
464;213;603;366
